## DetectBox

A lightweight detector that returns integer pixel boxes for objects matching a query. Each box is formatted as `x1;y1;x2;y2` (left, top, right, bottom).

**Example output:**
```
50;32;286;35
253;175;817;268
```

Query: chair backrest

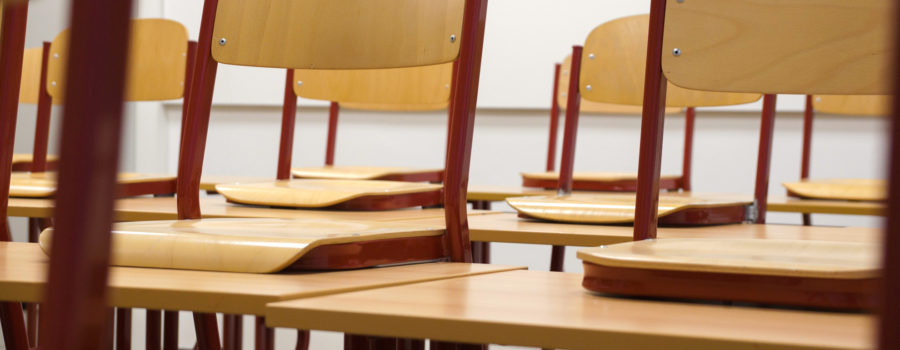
660;0;890;95
342;102;448;112
580;14;761;107
293;63;453;106
813;95;891;116
558;54;683;114
46;18;188;101
210;0;465;69
18;47;44;104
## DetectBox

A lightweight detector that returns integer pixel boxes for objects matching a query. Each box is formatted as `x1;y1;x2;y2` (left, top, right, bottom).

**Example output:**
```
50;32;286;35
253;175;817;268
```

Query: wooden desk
267;270;873;349
466;185;551;202
0;242;523;315
767;196;883;216
457;213;880;246
200;175;273;192
7;196;500;222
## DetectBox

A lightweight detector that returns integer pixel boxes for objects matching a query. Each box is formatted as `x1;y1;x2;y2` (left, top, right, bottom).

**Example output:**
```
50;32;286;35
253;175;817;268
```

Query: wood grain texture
293;63;452;105
39;218;445;273
291;166;443;180
0;242;522;315
6;195;500;221
8;172;175;198
558;54;683;114
266;270;873;350
767;195;883;216
580;15;761;107
507;192;751;224
215;179;442;208
199;175;272;191
459;213;880;246
46;18;188;101
578;238;879;279
784;179;884;201
814;95;891;116
661;0;891;94
18;47;43;104
211;0;464;69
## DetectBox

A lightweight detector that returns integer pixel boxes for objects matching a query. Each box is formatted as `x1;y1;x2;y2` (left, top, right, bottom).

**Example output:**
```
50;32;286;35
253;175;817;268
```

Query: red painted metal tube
176;0;220;220
31;41;53;172
800;95;814;180
444;0;489;263
116;308;132;350
163;311;179;350
680;107;695;191
556;46;583;194
549;246;565;272
545;63;562;172
295;330;310;350
753;94;777;224
878;5;900;348
0;8;31;339
179;41;198;148
632;0;669;241
325;102;339;166
277;69;298;179
193;313;221;350
444;60;460;166
146;310;161;350
39;0;133;349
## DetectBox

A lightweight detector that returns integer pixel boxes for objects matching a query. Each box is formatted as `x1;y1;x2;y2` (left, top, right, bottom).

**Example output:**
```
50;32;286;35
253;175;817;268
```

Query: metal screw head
672;48;681;56
53;53;59;59
444;84;450;89
588;53;595;60
218;38;227;46
51;81;57;86
561;93;567;97
677;0;685;3
297;81;303;86
449;35;457;43
585;85;592;91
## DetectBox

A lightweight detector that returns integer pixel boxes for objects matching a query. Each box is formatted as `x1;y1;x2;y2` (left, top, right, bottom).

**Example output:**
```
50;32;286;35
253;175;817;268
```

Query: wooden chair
507;14;762;225
215;64;456;209
39;0;487;348
7;18;192;199
784;94;890;224
522;54;687;192
10;46;58;173
287;64;452;182
579;0;890;310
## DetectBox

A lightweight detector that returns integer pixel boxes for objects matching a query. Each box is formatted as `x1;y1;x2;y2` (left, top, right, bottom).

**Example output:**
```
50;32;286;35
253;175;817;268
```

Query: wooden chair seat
507;192;751;225
9;172;176;198
10;154;58;171
521;171;681;191
38;218;446;273
215;179;443;210
578;238;880;309
783;178;884;201
291;166;443;182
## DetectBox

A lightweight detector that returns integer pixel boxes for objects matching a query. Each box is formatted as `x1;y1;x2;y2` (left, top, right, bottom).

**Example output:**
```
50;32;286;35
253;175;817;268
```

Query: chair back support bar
881;2;900;345
46;19;189;102
40;0;135;348
211;0;465;69
814;95;891;116
293;63;453;105
661;0;891;95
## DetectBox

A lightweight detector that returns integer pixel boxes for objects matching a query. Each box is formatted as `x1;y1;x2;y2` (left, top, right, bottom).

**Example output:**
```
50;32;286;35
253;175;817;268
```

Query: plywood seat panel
215;179;442;209
11;154;57;165
291;166;443;182
9;172;176;197
38;218;445;273
521;171;681;191
783;178;884;201
577;238;880;279
507;192;751;224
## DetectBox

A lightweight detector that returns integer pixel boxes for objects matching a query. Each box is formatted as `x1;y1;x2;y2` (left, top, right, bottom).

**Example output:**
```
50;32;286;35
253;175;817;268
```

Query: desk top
0;242;522;315
266;270;872;350
461;213;880;246
7;196;499;222
465;185;552;202
767;196;883;216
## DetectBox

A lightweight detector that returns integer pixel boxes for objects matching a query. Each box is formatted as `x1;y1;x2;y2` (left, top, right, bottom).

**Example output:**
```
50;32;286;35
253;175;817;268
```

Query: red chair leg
193;313;221;350
0;302;28;350
147;310;161;350
254;316;273;350
224;314;243;350
163;310;179;350
116;308;132;350
549;245;565;272
295;330;310;350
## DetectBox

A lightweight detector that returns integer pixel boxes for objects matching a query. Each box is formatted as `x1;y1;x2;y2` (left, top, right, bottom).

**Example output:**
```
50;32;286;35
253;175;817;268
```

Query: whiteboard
161;0;803;111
